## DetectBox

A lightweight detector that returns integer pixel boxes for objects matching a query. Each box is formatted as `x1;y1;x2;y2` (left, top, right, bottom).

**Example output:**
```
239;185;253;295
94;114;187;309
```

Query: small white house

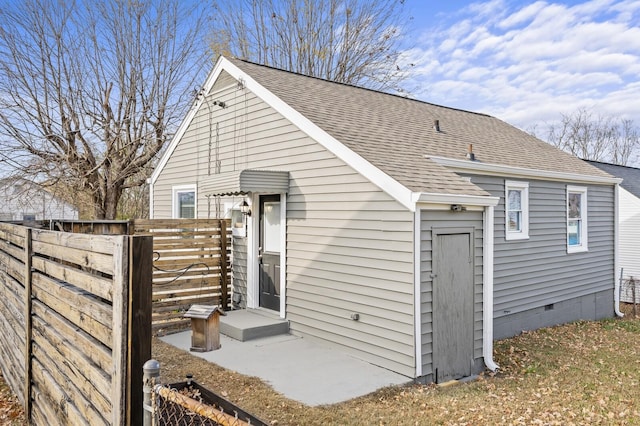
0;178;78;221
588;161;640;302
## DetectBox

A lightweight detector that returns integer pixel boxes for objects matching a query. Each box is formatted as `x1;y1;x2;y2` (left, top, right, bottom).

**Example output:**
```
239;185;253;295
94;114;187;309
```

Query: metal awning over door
199;169;290;196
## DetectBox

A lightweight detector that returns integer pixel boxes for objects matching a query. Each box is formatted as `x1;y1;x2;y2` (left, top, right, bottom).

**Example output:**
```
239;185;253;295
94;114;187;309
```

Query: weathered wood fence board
53;219;232;334
0;223;27;407
133;219;231;334
0;222;152;425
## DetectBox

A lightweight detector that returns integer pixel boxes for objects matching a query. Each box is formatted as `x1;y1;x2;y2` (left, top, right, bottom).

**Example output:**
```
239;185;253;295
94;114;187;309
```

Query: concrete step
220;309;289;341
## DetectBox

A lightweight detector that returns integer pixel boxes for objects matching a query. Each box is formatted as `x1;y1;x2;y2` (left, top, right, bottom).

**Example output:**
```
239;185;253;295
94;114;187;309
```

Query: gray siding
153;73;416;376
420;209;484;380
467;175;615;338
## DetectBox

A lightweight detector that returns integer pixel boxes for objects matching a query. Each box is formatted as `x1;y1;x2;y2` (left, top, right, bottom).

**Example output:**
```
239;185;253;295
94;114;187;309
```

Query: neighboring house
587;160;640;302
0;178;78;221
150;56;621;383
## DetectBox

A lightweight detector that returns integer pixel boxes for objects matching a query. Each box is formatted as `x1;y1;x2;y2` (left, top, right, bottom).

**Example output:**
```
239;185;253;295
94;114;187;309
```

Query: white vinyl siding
505;180;529;240
153;76;415;376
0;181;78;221
619;187;640;302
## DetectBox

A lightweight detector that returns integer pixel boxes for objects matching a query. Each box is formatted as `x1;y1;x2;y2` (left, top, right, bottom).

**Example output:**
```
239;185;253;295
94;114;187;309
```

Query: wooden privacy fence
54;219;232;335
0;222;152;425
133;219;230;335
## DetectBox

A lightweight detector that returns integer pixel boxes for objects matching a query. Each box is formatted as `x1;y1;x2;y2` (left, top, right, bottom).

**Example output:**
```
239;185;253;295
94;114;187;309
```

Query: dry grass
2;308;640;425
153;309;640;425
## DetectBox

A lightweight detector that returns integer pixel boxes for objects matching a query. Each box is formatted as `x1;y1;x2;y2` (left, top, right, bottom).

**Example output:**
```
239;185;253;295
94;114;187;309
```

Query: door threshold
249;307;282;319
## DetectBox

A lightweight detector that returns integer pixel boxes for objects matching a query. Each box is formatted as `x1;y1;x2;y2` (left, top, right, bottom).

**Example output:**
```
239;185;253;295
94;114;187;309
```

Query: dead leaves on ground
2;315;639;425
0;371;24;425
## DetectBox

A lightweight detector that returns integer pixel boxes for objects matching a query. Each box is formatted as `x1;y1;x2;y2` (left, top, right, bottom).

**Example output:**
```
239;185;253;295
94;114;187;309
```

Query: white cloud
498;1;548;29
406;0;640;135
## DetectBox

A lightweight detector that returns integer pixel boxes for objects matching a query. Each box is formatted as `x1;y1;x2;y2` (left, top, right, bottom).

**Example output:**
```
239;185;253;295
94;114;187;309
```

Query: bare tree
212;0;413;93
543;108;640;166
0;0;212;219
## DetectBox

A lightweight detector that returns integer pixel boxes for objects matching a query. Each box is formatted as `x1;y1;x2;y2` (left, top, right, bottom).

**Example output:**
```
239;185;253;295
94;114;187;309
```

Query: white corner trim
279;192;286;319
614;183;623;317
413;207;422;378
148;179;155;219
428;156;622;185
247;194;258;309
483;205;499;372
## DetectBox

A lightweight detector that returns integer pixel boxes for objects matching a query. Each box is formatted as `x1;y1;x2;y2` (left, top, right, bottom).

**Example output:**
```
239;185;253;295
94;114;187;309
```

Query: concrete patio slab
160;331;410;406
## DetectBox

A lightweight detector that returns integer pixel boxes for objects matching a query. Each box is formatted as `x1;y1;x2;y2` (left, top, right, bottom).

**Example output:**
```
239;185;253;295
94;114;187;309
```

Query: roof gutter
413;192;499;207
428;156;623;185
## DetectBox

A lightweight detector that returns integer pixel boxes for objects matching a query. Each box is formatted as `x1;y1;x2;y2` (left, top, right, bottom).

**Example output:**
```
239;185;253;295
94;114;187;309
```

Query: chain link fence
143;360;267;426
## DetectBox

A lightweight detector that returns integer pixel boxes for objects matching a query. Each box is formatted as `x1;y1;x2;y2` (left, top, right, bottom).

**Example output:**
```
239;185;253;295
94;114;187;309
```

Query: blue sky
400;0;640;133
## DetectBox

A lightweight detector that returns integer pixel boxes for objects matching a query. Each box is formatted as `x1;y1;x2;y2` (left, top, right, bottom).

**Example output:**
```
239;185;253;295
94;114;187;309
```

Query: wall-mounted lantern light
240;200;251;217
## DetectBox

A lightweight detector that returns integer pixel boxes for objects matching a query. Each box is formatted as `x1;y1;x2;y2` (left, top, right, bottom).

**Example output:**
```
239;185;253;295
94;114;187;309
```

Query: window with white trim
172;185;196;218
505;180;529;240
567;185;588;253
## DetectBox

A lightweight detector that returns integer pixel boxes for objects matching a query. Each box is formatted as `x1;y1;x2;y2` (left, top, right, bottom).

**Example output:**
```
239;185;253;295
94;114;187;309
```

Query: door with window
258;195;281;311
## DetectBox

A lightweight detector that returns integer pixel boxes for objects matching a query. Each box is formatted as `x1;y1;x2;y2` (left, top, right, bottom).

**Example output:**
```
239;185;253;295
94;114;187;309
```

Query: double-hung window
505;180;529;240
172;185;196;219
567;186;588;253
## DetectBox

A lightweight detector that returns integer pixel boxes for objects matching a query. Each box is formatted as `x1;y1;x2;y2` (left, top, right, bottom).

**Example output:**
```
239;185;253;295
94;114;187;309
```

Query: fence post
143;359;160;426
23;228;32;422
128;235;153;425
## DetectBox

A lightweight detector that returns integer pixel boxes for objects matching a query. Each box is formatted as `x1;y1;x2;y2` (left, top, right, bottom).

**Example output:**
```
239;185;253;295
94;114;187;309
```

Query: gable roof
586;160;640;197
153;56;617;209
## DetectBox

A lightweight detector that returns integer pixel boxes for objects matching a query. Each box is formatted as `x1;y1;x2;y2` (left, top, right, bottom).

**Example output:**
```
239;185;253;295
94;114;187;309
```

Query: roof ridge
230;56;492;118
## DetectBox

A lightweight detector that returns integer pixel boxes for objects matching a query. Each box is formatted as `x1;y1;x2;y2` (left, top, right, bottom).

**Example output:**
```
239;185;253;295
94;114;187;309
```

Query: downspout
614;183;623;317
483;205;499;371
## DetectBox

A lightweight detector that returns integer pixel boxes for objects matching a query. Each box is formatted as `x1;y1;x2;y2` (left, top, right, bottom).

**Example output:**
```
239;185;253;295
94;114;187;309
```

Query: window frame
504;180;529;241
566;185;588;253
172;184;197;219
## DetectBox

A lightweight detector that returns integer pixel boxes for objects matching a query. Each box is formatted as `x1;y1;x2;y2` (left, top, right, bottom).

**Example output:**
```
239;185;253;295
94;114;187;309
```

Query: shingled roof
587;160;640;197
225;58;613;196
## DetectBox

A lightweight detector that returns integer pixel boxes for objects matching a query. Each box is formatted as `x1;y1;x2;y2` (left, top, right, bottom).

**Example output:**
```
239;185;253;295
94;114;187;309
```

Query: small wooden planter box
183;305;226;352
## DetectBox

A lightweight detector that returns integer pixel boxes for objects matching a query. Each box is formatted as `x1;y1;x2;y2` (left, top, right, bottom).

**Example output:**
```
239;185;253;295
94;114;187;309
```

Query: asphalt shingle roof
587;161;640;197
229;58;613;196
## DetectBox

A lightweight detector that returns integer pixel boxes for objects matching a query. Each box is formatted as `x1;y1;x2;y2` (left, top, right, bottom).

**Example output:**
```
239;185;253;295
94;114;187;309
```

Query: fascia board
428;156;623;185
220;58;416;211
150;60;227;185
414;192;500;207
